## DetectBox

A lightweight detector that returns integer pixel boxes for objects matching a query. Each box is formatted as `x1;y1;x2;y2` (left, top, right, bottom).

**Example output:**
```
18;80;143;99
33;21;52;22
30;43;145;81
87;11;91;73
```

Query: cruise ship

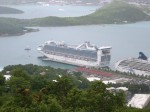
115;52;150;76
37;41;112;67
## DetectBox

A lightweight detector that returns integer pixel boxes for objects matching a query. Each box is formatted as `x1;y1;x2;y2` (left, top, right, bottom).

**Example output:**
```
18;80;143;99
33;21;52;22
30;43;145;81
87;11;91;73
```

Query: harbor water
0;4;150;69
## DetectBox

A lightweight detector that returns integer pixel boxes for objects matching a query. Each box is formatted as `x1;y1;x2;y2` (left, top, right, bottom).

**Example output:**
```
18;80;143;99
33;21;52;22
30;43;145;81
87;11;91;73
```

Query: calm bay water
0;5;150;69
0;4;100;19
0;22;150;69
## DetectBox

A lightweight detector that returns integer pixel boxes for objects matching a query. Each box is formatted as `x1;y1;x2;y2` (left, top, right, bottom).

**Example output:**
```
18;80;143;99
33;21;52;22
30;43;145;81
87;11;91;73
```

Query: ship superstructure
38;41;112;67
115;52;150;76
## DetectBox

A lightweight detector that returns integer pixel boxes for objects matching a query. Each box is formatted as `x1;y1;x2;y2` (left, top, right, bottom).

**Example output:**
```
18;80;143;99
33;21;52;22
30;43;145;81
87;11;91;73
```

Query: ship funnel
138;52;148;60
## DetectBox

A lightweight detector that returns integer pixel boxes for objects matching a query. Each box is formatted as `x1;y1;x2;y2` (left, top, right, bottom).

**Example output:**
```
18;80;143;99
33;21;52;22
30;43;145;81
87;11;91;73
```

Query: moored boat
115;52;150;76
37;40;112;67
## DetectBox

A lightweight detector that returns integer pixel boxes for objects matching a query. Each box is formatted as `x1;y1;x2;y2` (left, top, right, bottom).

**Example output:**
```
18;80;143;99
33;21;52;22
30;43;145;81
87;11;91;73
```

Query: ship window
101;55;111;62
102;49;110;54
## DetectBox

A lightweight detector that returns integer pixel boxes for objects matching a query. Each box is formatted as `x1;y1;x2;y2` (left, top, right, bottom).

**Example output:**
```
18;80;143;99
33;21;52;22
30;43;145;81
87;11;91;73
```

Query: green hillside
0;18;24;36
0;18;37;36
87;1;150;24
31;1;150;26
0;6;23;14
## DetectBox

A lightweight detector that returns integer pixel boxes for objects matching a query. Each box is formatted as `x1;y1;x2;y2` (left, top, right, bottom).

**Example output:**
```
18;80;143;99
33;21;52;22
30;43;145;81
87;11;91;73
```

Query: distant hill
31;1;150;26
87;1;150;24
0;18;38;36
0;24;24;36
0;6;23;14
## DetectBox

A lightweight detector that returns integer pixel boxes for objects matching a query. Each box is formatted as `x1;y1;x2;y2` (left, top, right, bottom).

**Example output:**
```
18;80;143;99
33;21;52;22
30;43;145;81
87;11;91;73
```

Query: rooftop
127;94;150;109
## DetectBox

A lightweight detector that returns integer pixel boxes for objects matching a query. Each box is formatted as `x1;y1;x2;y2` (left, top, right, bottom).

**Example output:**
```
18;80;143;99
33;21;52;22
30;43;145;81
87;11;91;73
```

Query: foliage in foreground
0;64;150;112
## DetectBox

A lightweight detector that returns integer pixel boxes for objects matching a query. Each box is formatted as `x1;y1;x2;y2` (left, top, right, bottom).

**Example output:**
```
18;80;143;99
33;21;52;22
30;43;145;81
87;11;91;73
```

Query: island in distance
0;6;24;14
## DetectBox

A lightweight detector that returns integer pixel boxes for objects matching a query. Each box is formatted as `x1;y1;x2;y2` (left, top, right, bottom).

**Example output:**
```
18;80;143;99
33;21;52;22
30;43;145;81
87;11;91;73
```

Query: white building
127;94;150;109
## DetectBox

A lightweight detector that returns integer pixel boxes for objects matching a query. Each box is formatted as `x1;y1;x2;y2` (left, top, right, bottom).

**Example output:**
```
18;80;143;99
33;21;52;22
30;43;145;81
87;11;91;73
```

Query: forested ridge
30;1;150;26
0;64;150;112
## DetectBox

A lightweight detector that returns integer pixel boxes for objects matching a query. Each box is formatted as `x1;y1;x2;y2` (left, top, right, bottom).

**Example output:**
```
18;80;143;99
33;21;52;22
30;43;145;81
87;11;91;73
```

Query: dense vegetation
0;18;38;36
0;64;150;112
0;6;23;14
0;6;24;36
0;18;24;36
110;83;150;94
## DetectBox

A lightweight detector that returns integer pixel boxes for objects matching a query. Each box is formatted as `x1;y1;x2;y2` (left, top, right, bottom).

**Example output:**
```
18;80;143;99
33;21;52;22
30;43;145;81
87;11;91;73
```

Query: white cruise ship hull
40;51;101;67
38;41;111;67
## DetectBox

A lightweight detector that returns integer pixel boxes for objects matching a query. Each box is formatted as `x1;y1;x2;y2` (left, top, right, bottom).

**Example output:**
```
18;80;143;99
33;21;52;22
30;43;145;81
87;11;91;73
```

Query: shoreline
0;28;39;37
0;21;149;37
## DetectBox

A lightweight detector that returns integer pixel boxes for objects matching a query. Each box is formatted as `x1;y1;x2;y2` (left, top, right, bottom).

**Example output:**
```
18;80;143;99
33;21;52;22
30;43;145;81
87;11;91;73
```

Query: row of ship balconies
43;50;97;62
